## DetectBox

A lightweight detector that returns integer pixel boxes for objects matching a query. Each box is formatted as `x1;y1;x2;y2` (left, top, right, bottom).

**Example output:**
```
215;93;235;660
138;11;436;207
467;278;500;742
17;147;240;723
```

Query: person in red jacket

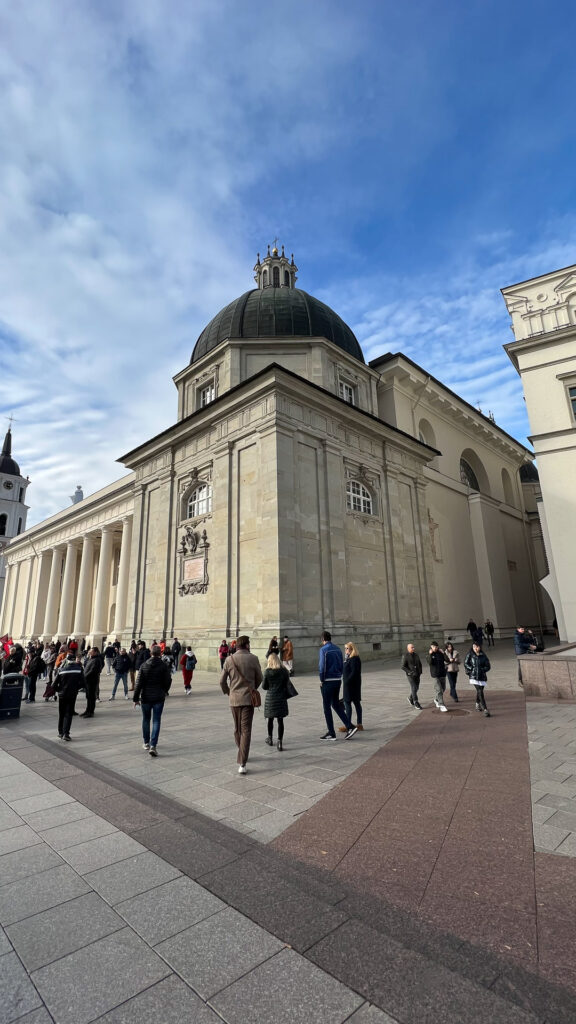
179;646;197;694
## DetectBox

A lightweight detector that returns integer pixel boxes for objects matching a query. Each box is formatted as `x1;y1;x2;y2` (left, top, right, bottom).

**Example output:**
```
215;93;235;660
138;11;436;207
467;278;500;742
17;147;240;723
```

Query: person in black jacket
3;644;25;676
133;646;172;756
81;648;103;718
55;654;84;740
464;643;491;717
109;649;132;700
24;647;44;703
401;643;423;710
342;642;363;730
427;642;449;712
134;641;150;672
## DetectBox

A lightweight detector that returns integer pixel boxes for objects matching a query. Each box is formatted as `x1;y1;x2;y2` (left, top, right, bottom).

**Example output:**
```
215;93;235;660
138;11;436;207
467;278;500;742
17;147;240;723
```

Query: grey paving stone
39;813;118;851
23;800;94;832
535;792;576;811
0;758;34;778
347;1006;401;1023
0;864;91;926
59;832;147;874
545;808;576;832
116;875;225;945
248;808;298;838
555;832;576;856
0;824;42;856
6;891;124;971
155;905;283;999
0;923;12;955
533;821;571;852
531;804;556;825
85;851;181;904
0;843;63;888
211;947;363;1024
16;1008;56;1023
0;802;23;831
0;773;56;804
32;927;171;1024
0;950;43;1023
9;789;75;816
91;973;222;1023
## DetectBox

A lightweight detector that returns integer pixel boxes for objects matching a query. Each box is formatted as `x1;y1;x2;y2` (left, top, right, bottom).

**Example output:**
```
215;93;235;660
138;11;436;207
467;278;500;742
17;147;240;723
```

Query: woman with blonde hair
341;642;363;731
262;652;290;751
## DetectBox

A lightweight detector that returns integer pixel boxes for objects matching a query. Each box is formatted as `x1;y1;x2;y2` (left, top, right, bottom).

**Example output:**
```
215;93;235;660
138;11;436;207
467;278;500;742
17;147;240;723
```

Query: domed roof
191;287;365;364
520;461;539;483
0;429;20;477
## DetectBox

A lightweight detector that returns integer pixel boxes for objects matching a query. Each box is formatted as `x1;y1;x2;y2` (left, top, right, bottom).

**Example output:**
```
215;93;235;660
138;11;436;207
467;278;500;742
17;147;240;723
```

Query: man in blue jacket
318;631;357;741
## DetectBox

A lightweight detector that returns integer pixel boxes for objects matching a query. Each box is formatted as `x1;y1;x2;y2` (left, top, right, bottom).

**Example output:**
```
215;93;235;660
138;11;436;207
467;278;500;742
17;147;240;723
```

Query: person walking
318;631;357;741
266;636;280;657
133;645;172;756
401;642;423;709
134;641;150;673
109;648;131;700
170;637;182;672
464;642;491;717
484;620;495;647
281;635;294;676
24;647;44;703
103;643;115;675
218;640;229;669
341;642;363;730
179;646;197;694
427;641;449;711
220;635;262;774
55;653;84;740
466;619;477;638
81;647;103;718
262;652;290;751
444;643;461;703
127;643;137;690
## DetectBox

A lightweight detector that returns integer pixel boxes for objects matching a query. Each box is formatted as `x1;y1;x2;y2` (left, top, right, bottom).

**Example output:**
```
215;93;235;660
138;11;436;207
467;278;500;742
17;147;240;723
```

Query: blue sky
1;0;575;524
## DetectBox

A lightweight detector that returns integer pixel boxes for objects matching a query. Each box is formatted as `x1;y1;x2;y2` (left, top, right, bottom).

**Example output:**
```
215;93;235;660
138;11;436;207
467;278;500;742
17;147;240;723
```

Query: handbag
286;679;298;699
230;655;261;708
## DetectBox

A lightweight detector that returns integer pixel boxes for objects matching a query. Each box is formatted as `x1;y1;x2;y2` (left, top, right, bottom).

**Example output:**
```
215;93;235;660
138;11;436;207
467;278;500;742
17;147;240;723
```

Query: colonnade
4;516;134;643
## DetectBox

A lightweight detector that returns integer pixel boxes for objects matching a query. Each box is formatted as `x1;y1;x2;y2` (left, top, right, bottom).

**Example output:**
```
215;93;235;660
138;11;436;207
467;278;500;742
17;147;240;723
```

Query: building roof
0;428;20;477
191;288;365;364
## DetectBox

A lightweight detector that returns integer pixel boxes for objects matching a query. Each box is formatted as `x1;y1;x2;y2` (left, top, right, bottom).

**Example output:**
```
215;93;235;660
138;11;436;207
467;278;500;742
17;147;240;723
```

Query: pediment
554;273;576;297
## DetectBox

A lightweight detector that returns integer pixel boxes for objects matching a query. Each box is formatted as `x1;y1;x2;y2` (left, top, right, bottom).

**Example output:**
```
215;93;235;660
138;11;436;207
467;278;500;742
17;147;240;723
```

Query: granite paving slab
91;974;223;1023
85;851;181;904
5;891;124;971
58;831;147;874
115;875;226;945
0;843;63;887
38;812;118;851
0;823;41;856
0;950;43;1024
0;863;92;926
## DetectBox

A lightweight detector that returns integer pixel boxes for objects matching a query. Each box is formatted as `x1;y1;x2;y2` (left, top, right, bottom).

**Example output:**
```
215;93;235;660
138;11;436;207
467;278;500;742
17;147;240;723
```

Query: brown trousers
231;705;254;766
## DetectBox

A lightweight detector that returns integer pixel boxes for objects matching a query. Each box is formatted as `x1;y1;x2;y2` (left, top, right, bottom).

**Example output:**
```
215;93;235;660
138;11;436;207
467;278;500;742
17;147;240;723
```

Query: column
113;516;133;634
57;541;79;638
91;525;115;637
43;547;65;638
73;534;95;635
31;550;51;636
0;562;12;635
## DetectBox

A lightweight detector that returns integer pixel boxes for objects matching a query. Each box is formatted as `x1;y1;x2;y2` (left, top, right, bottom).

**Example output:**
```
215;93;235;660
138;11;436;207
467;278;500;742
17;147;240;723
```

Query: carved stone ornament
178;527;209;596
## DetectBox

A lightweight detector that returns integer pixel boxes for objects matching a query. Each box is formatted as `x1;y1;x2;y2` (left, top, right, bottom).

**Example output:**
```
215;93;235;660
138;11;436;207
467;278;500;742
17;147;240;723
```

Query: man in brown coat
281;635;294;676
220;635;263;774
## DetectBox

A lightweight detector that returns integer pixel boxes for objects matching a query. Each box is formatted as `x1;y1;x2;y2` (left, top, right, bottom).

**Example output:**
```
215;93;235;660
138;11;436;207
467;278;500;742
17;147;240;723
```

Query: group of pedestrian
466;618;495;647
402;638;492;717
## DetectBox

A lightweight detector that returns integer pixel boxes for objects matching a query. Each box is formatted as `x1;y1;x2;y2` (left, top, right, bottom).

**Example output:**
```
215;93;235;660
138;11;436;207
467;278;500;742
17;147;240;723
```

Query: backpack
185;653;197;671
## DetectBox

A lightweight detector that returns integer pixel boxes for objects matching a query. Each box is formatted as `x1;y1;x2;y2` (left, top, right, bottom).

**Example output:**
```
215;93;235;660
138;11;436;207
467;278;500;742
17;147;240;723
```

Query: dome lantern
254;240;298;290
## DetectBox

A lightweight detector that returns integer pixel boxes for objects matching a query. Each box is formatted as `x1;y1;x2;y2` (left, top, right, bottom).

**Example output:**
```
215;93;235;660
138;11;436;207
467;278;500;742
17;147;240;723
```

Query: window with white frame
199;380;216;408
568;384;576;423
346;479;373;515
187;482;212;519
339;380;355;405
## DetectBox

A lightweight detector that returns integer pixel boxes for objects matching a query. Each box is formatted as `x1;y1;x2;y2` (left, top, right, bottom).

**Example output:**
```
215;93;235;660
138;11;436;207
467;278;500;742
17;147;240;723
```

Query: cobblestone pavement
528;703;576;856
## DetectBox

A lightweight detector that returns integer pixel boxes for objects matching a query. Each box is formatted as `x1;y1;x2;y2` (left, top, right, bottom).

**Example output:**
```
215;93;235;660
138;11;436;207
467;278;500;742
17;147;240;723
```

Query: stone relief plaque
178;527;209;595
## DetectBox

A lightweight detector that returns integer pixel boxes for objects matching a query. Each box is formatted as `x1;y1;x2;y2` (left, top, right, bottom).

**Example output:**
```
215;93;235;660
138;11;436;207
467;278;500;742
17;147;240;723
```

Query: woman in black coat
342;642;363;730
262;653;290;751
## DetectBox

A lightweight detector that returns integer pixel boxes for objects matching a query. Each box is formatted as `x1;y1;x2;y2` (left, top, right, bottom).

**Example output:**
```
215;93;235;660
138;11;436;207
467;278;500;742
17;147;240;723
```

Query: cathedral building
0;247;550;667
0;428;29;615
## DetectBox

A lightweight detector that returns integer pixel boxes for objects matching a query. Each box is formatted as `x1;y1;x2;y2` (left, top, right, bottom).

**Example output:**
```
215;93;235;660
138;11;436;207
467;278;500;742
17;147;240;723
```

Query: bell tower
254;242;298;290
0;427;30;614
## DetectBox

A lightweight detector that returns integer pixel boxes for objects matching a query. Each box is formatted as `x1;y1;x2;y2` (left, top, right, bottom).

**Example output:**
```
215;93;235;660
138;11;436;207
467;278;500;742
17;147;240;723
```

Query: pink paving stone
417;889;538;965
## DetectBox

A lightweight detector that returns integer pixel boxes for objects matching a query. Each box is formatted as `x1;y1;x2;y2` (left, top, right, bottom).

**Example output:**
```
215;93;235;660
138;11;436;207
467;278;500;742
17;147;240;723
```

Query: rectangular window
199;381;216;407
569;385;576;422
339;381;355;405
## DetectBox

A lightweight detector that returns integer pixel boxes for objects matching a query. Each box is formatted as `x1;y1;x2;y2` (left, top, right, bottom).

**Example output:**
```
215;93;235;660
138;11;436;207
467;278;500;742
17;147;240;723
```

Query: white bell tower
0;427;30;614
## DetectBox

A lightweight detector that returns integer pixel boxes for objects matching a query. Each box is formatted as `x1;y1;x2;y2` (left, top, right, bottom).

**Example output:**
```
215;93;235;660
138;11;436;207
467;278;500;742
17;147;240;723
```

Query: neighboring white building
0;247;550;667
503;264;576;642
0;428;29;615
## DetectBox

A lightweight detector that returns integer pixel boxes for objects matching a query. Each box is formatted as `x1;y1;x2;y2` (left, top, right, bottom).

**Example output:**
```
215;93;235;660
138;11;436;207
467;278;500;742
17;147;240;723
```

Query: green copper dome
191;287;365;364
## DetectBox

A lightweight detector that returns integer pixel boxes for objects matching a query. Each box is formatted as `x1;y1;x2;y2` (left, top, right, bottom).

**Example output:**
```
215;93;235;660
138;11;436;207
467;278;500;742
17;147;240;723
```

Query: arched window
262;269;268;286
187;482;212;519
0;513;6;536
346;480;373;515
284;270;289;286
460;458;480;491
273;266;280;287
418;418;436;448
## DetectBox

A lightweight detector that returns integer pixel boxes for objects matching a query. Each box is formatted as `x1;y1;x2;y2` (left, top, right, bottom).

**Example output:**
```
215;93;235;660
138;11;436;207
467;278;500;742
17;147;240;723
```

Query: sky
1;0;575;525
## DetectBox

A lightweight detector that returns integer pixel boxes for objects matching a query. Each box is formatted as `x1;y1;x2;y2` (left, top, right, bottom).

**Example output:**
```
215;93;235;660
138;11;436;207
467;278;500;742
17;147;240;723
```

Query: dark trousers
267;717;285;740
343;698;362;725
58;696;76;737
447;672;458;701
141;700;165;748
321;680;351;737
231;705;254;765
85;680;97;716
474;684;488;709
486;635;494;646
27;673;39;701
407;676;420;703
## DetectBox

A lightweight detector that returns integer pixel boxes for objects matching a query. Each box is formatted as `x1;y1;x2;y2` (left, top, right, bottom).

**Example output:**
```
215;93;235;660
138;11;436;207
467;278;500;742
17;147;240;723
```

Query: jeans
474;684;488;709
141;701;165;748
447;672;458;701
343;698;362;725
112;672;128;697
105;657;113;675
407;675;420;703
432;676;446;705
321;680;351;736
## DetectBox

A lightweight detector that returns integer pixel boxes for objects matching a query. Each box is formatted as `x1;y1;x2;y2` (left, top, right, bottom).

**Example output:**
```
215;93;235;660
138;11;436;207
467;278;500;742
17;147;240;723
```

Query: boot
277;738;283;751
356;724;364;730
265;736;273;745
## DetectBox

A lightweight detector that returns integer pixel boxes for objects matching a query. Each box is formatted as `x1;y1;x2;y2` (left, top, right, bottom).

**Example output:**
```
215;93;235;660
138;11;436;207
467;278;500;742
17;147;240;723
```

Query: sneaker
238;764;247;774
483;710;491;718
64;735;71;741
413;701;423;710
124;695;130;700
345;726;358;739
338;726;348;732
439;705;448;713
58;733;63;739
320;732;336;741
149;746;157;757
407;696;414;707
142;743;150;750
185;689;192;696
433;698;441;709
265;736;273;745
108;697;115;701
475;702;482;711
